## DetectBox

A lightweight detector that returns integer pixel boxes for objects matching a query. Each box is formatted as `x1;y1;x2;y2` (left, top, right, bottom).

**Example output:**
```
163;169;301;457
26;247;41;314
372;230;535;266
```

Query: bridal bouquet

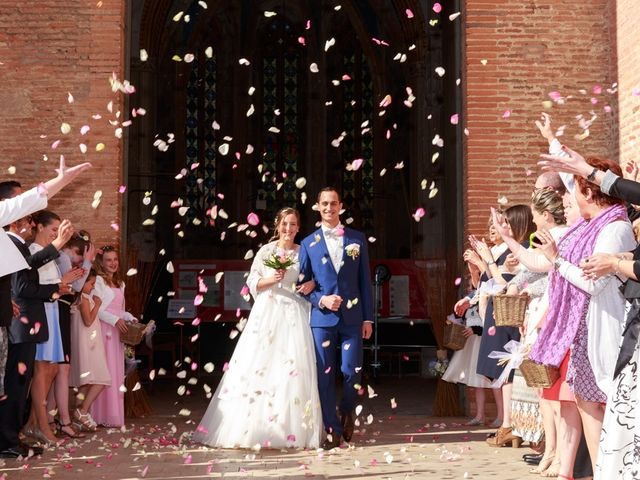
263;250;296;288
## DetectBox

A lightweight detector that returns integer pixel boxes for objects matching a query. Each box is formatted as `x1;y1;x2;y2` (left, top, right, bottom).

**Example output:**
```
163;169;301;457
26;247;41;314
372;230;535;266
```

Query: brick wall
0;1;125;245
463;0;618;238
615;0;640;166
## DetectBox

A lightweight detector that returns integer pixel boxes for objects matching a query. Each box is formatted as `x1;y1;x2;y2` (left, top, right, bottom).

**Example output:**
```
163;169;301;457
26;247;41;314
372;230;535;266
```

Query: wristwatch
586;167;598;182
553;256;564;270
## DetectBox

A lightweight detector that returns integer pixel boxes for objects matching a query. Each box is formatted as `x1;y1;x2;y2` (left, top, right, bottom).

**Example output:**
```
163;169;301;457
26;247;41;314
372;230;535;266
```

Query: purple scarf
529;203;628;367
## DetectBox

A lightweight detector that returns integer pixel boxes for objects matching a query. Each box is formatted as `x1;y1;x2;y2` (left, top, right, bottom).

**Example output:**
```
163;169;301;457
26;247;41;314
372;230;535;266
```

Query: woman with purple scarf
539;147;640;480
529;157;636;480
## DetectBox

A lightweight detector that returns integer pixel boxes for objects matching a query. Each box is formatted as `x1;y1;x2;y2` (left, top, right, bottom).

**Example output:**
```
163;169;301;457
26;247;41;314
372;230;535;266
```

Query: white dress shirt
322;224;344;273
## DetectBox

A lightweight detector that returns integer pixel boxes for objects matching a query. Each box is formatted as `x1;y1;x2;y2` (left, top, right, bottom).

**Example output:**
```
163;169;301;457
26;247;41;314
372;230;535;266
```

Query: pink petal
454;277;462;286
592;85;602;94
351;158;364;171
405;8;414;18
240;285;250;296
194;294;204;306
502;110;511;119
450;113;459;125
18;362;27;375
51;140;61;149
298;36;306;45
80;125;91;135
118;185;127;193
488;326;496;336
433;3;442;13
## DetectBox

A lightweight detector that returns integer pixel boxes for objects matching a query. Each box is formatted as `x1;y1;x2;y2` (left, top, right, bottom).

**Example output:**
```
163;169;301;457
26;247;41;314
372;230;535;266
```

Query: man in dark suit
0;182;74;458
298;187;374;450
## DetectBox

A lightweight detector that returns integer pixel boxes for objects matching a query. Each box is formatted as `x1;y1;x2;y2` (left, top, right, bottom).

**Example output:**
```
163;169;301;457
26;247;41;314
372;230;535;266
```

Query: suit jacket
298;227;373;327
9;235;60;344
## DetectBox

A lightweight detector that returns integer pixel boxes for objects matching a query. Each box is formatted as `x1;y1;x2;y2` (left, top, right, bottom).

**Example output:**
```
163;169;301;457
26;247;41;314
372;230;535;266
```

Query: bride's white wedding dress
193;242;322;449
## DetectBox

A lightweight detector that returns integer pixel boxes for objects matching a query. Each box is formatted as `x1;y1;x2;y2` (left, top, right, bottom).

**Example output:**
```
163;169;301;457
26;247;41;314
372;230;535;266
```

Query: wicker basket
493;294;529;327
120;322;147;346
443;321;467;351
520;357;560;388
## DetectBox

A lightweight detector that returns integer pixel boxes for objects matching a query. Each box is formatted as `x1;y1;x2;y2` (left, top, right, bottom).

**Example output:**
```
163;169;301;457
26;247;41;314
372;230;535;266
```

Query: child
70;269;111;431
91;246;137;427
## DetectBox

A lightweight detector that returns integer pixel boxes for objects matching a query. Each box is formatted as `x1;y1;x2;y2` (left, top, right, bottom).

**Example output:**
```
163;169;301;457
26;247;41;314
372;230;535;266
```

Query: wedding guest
70;269;110;431
456;218;509;428
45;232;95;439
530;157;635;477
24;211;84;443
91;246;137;427
537;145;640;479
0;159;91;458
443;265;491;426
504;188;567;474
474;204;535;447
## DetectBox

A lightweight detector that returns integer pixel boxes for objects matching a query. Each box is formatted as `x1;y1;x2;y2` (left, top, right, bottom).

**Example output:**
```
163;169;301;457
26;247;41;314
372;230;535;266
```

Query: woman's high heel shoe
32;427;59;446
486;426;521;447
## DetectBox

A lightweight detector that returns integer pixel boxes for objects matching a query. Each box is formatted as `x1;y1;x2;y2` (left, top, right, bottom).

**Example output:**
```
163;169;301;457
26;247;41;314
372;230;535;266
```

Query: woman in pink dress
91;246;137;427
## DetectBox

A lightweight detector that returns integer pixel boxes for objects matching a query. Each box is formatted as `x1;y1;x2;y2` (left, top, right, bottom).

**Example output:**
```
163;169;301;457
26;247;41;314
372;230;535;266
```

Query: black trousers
0;342;35;450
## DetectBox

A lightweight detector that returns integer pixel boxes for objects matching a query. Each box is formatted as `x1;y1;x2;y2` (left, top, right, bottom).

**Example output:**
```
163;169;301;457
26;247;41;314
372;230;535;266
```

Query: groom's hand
321;295;343;311
362;322;372;339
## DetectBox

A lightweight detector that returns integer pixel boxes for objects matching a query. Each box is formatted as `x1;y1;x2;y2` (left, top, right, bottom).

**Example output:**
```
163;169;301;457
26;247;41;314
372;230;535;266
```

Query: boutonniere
345;243;360;260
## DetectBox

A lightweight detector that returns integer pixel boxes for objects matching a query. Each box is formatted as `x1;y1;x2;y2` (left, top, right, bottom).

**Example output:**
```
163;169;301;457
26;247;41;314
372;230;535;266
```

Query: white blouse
555;220;637;393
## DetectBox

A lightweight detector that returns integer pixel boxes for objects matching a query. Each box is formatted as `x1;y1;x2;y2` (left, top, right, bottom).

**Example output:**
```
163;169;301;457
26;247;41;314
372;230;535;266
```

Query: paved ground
0;377;538;479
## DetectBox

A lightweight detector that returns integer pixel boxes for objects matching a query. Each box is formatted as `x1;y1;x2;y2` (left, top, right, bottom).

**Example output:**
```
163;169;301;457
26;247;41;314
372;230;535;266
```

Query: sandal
59;422;86;439
465;417;485;426
73;408;97;432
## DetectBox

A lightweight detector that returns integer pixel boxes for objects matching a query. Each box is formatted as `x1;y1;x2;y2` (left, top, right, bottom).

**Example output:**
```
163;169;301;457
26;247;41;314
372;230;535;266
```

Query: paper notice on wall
224;271;251;311
389;275;410;316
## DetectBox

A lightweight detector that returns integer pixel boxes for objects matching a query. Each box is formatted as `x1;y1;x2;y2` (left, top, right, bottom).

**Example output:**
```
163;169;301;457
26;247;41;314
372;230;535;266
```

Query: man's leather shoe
0;442;43;458
340;411;354;442
320;434;341;450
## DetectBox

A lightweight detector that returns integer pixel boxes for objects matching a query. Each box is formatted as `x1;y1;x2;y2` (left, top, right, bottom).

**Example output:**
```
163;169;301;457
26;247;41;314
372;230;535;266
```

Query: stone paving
0;378;538;479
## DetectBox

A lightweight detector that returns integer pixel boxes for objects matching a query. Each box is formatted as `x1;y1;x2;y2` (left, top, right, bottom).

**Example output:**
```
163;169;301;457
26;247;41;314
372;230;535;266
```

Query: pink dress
90;286;125;427
70;294;111;387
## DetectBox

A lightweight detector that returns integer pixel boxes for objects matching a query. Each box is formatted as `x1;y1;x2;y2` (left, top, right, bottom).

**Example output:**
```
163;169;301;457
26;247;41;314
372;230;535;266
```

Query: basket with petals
493;293;529;327
443;320;467;351
520;357;560;388
120;322;148;346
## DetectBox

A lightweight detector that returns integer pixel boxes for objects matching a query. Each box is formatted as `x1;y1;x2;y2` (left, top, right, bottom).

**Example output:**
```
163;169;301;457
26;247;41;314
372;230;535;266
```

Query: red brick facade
464;0;618;237
615;0;640;166
0;0;638;247
0;0;125;245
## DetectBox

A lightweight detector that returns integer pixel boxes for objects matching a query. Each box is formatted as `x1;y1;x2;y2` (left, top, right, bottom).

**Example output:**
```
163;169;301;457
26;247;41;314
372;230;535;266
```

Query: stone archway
126;0;462;265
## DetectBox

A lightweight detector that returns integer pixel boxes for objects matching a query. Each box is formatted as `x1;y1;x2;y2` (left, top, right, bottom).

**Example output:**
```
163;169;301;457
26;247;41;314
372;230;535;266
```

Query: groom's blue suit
298;227;373;438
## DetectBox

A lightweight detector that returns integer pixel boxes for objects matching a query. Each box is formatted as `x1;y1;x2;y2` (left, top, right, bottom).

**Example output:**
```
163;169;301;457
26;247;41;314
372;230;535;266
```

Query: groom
298;187;373;449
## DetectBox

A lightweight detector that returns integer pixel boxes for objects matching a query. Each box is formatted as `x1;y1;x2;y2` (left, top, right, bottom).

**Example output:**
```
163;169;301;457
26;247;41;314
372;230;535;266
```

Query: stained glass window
184;56;217;221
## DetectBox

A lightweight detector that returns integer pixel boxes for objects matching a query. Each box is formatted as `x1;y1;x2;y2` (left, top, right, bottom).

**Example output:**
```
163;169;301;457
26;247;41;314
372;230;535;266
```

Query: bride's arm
246;245;283;296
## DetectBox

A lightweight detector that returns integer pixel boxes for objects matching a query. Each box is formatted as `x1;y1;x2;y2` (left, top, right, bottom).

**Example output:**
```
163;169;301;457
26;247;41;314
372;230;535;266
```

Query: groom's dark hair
317;186;342;202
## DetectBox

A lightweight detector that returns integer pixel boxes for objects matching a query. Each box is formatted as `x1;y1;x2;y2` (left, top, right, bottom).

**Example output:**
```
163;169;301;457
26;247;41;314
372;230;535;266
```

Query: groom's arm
358;235;374;322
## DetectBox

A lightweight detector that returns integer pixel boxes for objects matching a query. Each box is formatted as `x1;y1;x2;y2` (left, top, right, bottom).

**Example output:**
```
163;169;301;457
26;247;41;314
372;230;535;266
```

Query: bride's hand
296;279;315;295
273;269;285;283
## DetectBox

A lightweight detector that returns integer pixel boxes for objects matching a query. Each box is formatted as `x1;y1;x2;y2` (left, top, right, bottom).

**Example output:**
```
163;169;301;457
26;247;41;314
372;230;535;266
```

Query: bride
192;207;322;449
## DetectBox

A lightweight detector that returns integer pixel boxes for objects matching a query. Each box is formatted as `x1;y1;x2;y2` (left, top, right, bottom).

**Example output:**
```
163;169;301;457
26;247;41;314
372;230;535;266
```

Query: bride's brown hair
269;207;300;242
